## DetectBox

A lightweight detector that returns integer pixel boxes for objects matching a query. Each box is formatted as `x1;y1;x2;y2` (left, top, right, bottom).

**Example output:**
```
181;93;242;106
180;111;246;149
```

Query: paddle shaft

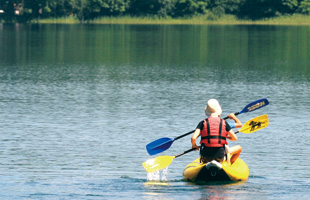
175;147;197;158
173;112;240;141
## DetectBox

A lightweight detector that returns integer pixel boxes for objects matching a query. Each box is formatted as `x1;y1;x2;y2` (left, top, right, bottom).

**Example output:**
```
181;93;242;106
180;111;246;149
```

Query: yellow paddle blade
239;114;269;134
142;156;175;173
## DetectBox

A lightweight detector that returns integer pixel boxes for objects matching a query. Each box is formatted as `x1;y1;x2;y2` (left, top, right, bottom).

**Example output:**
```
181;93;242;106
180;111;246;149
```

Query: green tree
129;0;162;15
23;0;47;19
174;0;209;17
299;0;310;14
82;0;130;20
238;0;300;19
2;0;16;22
279;0;298;14
1;0;310;22
157;0;177;17
237;0;278;19
208;0;244;15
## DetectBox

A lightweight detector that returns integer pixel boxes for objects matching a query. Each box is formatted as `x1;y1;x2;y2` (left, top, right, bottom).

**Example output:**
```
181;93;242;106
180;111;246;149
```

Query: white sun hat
205;99;222;117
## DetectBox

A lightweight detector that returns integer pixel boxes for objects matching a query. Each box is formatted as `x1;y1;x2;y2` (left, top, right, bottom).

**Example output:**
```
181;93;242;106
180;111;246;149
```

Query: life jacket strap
201;136;227;141
206;118;211;144
219;119;223;144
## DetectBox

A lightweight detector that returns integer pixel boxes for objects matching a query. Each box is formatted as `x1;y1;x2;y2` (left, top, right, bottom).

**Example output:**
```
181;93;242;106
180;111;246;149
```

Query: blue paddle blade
146;137;174;156
240;98;269;114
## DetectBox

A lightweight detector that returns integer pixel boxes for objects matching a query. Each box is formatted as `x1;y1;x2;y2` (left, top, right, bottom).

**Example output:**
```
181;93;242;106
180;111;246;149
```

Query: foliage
173;0;208;17
300;0;310;14
0;0;309;22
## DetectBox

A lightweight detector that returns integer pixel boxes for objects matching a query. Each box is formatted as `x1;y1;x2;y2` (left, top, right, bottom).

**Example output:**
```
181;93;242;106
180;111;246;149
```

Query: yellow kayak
183;157;249;182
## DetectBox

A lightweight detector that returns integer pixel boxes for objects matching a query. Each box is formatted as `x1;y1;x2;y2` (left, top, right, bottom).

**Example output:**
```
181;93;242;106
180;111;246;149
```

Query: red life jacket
200;117;228;147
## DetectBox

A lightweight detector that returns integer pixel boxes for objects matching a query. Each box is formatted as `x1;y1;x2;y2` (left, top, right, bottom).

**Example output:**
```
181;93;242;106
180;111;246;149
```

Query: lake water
0;24;310;199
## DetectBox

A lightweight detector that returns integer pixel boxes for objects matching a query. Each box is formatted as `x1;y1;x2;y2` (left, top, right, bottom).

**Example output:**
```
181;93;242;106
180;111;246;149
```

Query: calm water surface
0;24;310;199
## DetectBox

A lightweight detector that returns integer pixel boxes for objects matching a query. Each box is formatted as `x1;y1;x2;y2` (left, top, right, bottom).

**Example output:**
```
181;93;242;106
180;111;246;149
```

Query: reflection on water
1;24;310;74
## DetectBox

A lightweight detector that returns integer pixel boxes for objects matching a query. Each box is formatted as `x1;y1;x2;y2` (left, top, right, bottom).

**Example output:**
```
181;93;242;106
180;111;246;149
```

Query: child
191;99;242;165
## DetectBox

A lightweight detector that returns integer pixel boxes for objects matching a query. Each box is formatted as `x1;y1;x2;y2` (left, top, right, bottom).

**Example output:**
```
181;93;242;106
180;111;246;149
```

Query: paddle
146;98;269;155
142;114;269;173
142;148;197;173
235;114;269;134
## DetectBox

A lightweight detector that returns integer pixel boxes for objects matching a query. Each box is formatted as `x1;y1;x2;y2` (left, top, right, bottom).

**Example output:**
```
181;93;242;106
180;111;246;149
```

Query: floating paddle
142;114;269;173
146;98;269;155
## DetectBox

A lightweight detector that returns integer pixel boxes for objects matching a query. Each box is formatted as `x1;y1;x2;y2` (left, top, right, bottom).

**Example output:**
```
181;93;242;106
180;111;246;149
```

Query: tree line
1;0;310;22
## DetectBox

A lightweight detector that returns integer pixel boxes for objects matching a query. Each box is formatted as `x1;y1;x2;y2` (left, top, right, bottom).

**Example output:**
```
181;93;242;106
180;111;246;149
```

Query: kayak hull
183;157;249;182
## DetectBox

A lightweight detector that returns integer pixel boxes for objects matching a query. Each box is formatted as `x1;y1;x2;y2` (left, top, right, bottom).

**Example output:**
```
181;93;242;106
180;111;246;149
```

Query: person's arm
228;113;242;128
227;129;237;141
191;129;201;150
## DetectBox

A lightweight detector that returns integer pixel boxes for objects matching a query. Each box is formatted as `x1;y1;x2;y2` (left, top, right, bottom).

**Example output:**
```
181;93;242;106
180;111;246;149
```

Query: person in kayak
191;99;242;165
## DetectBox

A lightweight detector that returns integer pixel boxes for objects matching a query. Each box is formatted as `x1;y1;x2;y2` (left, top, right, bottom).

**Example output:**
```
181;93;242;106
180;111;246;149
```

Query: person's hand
228;113;236;119
192;144;199;151
227;113;243;128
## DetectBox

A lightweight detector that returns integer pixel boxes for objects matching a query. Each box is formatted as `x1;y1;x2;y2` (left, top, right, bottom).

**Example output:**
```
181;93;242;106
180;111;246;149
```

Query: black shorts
200;145;225;163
